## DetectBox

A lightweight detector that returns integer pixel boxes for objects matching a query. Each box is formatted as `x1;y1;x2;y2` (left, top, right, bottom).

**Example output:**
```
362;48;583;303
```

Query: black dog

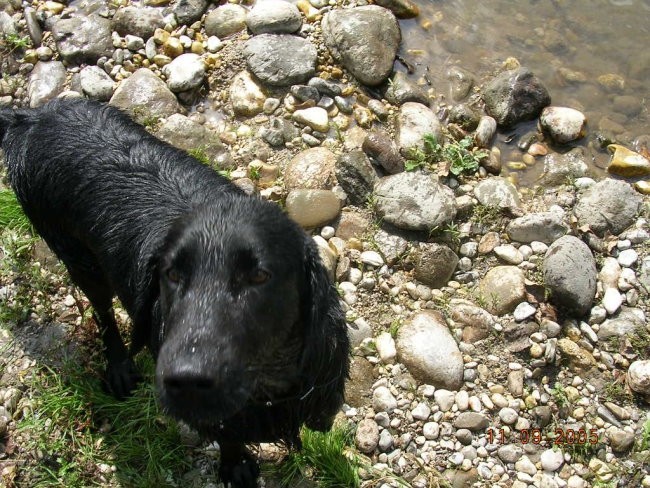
0;99;349;487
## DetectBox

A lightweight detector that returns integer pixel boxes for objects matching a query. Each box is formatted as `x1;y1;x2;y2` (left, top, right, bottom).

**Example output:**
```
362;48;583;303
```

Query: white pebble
602;288;623;315
360;251;384;267
513;302;536;321
618;248;638;267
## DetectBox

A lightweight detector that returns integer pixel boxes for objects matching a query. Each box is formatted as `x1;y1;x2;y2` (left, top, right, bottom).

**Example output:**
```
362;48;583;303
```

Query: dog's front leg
218;441;260;488
95;308;141;399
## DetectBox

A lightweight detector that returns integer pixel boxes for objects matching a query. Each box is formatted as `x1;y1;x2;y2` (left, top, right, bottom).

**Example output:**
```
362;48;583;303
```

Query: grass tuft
278;424;360;488
405;134;488;176
0;189;32;234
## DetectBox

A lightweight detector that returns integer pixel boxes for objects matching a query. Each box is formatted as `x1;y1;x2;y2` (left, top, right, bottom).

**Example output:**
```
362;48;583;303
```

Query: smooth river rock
396;311;464;390
50;15;113;63
396;102;442;156
479;266;526;315
28;61;66;107
246;0;302;34
543;235;597;316
285;189;341;228
284;147;337;190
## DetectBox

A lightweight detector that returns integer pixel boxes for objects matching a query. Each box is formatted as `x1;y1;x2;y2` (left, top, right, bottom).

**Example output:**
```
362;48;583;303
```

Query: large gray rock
478;266;526;315
28;61;66;108
112;6;165;39
162;53;205;92
335;150;379;206
539;147;589;186
110;68;180;123
246;0;302;34
244;34;317;86
79;65;114;101
506;211;568;244
543;235;597;316
396;311;464;390
374;172;456;231
474;177;522;213
482;67;551;127
574;179;642;237
204;4;247;38
396;102;442;156
155;113;232;168
321;6;400;87
50;15;113;63
413;243;459;289
284;147;337;190
0;11;16;36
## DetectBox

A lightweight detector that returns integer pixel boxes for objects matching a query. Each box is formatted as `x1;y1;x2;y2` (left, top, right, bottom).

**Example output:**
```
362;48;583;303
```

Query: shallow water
399;0;650;187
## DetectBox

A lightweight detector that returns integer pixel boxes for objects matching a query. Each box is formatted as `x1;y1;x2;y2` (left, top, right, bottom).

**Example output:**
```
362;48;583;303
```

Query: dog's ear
299;237;350;432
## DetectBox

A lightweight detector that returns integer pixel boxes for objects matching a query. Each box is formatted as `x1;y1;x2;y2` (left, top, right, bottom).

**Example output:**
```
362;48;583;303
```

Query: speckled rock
396;310;464;390
539;147;589;186
627;360;650;396
374;172;456;231
321;6;400;87
543;235;597;316
284;147;337;190
362;130;404;174
574;179;642;237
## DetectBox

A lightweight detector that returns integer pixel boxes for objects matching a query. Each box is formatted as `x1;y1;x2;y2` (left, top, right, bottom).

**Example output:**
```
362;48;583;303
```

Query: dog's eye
249;269;271;285
166;268;181;284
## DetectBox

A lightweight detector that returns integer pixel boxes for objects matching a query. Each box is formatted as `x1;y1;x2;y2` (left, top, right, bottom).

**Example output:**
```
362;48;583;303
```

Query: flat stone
292;107;329;132
162;53;205;92
474;177;522;213
355;418;379;453
204;4;247;38
396;102;442;156
335;150;379;206
244;34;317;86
413;243;459;289
112;6;165;39
454;412;489;431
50;14;113;63
507;212;568;244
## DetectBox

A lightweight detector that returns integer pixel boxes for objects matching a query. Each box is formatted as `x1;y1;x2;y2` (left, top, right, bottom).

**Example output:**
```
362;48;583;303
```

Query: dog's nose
163;370;217;396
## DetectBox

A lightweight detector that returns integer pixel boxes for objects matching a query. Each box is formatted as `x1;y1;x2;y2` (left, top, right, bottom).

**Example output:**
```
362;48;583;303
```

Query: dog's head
153;194;348;434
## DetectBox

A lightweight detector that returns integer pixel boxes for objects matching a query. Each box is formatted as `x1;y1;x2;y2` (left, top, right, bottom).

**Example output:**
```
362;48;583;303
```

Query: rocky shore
1;0;650;487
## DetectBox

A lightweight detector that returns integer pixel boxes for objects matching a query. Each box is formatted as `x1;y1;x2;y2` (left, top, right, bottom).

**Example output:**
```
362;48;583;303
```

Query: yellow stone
153;28;170;45
42;1;65;14
163;37;183;58
190;41;204;55
607;144;650;177
634;180;650;195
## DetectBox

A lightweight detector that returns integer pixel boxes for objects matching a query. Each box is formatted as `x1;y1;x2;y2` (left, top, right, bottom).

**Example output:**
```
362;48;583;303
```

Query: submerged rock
606;144;650;177
482;67;551;127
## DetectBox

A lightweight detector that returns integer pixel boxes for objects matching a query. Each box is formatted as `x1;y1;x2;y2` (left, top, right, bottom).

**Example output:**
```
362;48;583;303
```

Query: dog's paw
219;451;260;488
104;358;142;399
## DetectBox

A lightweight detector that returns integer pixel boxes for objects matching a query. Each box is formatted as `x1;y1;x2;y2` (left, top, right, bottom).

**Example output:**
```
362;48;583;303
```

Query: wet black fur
0;99;349;487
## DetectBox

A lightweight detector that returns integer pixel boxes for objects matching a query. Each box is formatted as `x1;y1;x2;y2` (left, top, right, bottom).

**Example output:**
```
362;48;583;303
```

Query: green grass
187;146;211;165
637;417;650;452
16;355;194;487
0;189;32;233
1;33;32;53
405;134;488;176
551;383;570;409
278;424;360;488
